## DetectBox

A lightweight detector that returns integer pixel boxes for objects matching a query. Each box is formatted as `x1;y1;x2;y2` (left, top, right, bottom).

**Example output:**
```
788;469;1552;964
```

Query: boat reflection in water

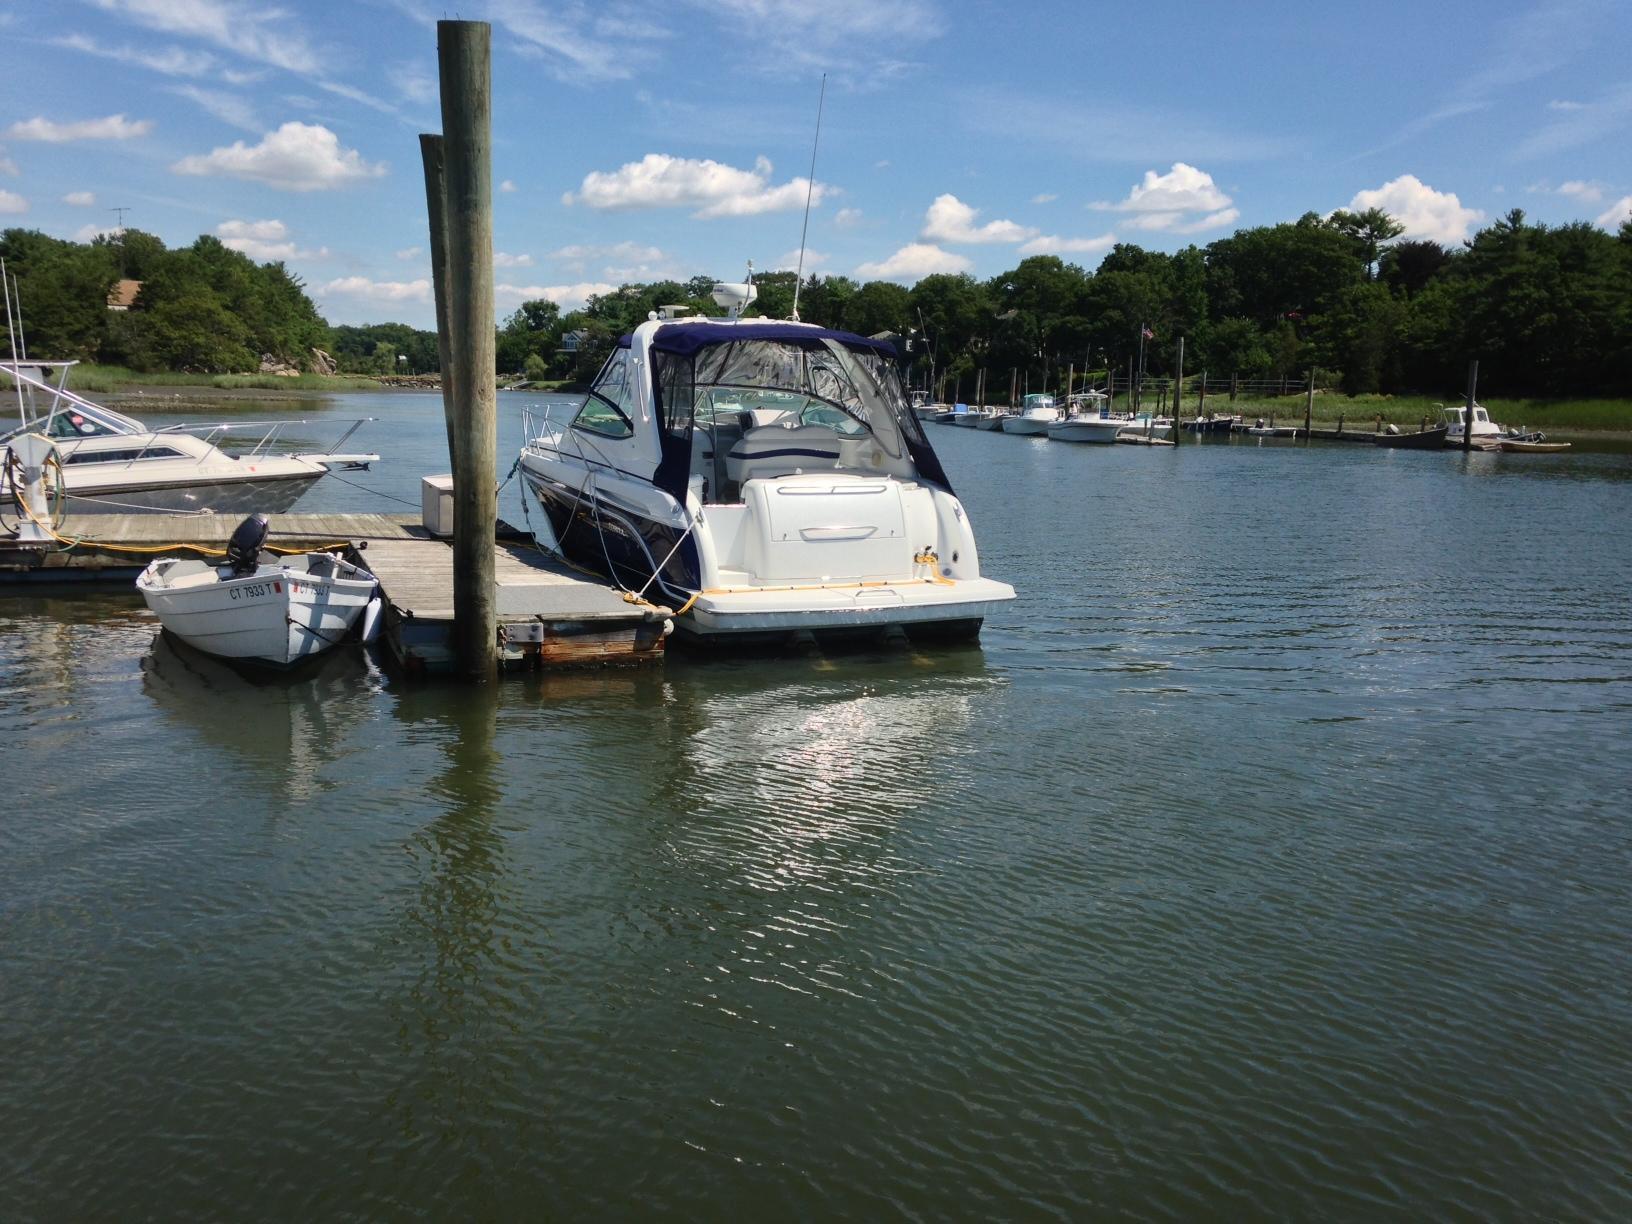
139;629;383;801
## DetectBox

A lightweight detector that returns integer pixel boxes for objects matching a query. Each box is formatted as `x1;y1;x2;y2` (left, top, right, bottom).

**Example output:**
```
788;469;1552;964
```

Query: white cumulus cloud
0;190;27;215
6;114;154;142
497;282;619;311
833;207;864;227
320;276;431;305
64;191;97;206
0;155;16;177
216;218;326;261
565;153;829;219
1018;232;1116;257
1596;195;1632;229
1346;175;1484;244
921;193;1036;245
172;122;386;191
1094;162;1237;233
494;251;534;268
500;179;517;193
395;246;422;261
1031;192;1058;204
854;243;971;283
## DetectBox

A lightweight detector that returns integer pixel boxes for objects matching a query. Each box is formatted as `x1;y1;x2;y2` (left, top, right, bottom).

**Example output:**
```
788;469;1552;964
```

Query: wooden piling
1171;338;1183;446
1230;372;1238;403
1303;367;1315;442
1462;359;1479;452
418;134;457;470
437;20;498;682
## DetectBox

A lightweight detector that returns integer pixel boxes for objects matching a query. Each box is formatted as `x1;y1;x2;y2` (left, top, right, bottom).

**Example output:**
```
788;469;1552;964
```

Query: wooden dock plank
3;509;668;673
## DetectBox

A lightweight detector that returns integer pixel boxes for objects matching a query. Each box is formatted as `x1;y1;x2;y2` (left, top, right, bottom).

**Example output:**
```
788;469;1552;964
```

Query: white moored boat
999;393;1060;435
1442;403;1504;449
1047;392;1126;443
137;514;380;666
517;285;1015;643
1;360;378;515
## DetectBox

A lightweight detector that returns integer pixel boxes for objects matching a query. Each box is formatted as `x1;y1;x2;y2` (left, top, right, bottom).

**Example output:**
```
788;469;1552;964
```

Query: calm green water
4;394;1631;1218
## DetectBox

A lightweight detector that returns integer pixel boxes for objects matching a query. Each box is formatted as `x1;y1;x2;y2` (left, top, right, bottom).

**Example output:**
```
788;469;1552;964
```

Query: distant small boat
1373;425;1449;449
1000;394;1060;435
137;514;380;667
974;410;1009;431
1499;437;1571;453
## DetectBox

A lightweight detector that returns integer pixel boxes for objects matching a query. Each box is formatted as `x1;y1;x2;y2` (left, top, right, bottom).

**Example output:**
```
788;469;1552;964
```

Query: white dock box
422;474;455;537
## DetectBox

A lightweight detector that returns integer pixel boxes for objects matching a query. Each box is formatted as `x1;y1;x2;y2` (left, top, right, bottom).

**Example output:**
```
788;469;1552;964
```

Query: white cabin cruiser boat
517;306;1015;643
1442;403;1503;449
1047;392;1125;443
137;514;380;666
999;394;1060;436
1;360;378;514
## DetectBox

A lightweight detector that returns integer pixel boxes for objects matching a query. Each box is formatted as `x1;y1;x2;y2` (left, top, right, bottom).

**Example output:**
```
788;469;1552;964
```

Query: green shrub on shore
2;364;381;394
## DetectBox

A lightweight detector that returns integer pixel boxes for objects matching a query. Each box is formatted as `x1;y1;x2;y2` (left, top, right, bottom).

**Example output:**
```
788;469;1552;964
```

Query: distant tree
1326;208;1405;279
1380;239;1450;297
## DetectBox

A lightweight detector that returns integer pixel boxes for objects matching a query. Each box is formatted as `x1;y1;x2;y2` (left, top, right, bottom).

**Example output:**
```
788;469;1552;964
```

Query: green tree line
6;208;1630;397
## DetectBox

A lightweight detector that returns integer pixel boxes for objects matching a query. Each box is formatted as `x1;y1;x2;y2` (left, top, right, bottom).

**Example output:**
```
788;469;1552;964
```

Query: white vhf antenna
790;73;827;322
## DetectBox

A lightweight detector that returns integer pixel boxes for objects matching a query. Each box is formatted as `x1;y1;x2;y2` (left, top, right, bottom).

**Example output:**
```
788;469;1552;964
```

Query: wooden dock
0;512;669;673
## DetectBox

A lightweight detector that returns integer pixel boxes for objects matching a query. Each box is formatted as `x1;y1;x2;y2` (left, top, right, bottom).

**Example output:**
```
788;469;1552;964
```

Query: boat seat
725;424;844;486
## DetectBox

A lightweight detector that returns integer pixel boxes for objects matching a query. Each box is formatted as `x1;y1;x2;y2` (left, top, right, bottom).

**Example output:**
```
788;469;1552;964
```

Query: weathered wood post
1462;359;1479;452
1198;368;1207;418
1230;371;1238;403
437;19;497;681
1303;367;1315;441
418;134;456;469
1171;337;1183;446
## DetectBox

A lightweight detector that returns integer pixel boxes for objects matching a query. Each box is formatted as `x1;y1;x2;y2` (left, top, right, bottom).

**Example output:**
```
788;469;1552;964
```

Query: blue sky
1;0;1629;328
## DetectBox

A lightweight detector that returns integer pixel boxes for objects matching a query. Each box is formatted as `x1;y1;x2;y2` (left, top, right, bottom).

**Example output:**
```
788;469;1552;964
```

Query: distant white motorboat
1442;403;1504;449
137;515;380;667
1;360;378;515
1048;392;1126;443
974;408;1009;431
1119;413;1173;441
1000;394;1060;435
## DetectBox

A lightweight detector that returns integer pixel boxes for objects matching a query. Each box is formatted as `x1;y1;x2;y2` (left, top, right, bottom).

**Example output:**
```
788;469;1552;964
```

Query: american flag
1141;325;1154;339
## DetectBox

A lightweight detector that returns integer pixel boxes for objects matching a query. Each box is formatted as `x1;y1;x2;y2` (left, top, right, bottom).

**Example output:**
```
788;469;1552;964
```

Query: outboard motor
225;513;271;577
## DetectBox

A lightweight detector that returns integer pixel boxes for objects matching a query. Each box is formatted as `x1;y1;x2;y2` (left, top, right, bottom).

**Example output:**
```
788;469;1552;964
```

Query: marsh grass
1;364;381;395
1169;393;1632;432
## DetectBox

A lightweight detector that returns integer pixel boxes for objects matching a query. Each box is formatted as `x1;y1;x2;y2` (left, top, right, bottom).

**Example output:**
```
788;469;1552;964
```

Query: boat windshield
653;335;934;502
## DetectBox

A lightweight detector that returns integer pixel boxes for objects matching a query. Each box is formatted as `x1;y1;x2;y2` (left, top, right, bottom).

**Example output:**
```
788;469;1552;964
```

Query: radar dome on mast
711;260;758;319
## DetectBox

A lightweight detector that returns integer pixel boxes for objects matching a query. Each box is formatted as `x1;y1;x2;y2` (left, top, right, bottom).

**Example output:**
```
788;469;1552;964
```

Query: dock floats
0;512;670;674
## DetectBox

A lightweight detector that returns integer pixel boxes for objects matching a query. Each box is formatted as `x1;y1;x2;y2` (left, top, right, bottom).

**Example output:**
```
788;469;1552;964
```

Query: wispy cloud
684;0;942;86
0;190;27;216
168;85;259;131
6;114;154;142
64;191;97;206
87;0;325;75
1351;0;1612;159
1512;80;1632;158
1018;233;1116;257
962;89;1289;163
52;32;215;76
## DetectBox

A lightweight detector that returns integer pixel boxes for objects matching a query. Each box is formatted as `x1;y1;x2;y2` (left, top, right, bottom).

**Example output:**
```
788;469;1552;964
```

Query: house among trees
106;279;141;311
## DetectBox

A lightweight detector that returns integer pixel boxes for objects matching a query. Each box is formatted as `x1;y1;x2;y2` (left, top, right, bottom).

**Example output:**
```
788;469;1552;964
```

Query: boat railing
2;360;150;438
152;417;379;463
520;401;576;447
